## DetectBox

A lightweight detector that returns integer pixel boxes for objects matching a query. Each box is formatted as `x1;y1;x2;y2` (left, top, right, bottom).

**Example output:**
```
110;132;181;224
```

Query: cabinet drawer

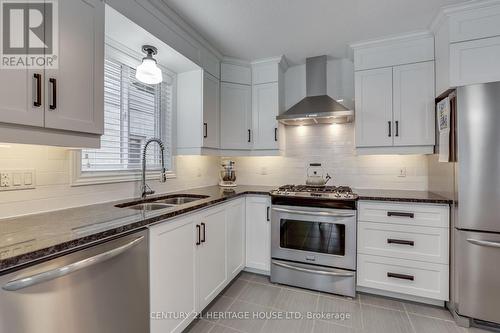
358;201;449;228
450;36;500;86
357;254;449;301
357;222;449;264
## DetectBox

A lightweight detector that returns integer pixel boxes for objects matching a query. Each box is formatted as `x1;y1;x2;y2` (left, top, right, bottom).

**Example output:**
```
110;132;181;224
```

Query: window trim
70;38;177;187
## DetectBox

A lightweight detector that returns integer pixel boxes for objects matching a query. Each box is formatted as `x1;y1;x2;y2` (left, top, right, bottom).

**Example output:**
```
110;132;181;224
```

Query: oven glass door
280;219;345;255
271;205;356;269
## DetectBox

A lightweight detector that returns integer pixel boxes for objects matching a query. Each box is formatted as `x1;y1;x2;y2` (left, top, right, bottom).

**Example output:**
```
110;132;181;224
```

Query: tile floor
184;272;490;333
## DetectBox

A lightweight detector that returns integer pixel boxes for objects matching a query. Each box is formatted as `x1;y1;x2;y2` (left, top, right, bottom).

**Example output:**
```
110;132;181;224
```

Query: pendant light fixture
136;45;163;84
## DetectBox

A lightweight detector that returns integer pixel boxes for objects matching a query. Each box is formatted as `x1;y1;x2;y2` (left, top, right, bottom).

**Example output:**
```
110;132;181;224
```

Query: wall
233;124;429;190
230;61;429;190
0;144;219;219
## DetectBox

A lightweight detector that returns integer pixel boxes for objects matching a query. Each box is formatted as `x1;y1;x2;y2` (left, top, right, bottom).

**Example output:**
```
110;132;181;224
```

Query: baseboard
356;286;445;306
244;267;270;276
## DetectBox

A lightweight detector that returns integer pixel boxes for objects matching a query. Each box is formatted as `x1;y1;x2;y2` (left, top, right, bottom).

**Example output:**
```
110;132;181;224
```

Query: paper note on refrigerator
437;97;450;162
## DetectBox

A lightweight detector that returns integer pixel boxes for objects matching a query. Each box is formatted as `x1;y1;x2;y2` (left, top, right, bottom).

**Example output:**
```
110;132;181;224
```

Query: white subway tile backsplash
232;124;429;190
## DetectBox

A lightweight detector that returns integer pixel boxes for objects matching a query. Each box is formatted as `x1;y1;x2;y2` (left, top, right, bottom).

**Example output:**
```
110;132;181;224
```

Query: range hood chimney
277;55;354;126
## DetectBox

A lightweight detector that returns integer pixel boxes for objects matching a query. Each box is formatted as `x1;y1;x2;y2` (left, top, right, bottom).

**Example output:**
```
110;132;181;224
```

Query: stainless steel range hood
277;55;354;126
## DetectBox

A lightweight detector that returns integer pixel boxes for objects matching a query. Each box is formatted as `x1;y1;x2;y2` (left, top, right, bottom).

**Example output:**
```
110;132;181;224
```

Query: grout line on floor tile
405;305;417;333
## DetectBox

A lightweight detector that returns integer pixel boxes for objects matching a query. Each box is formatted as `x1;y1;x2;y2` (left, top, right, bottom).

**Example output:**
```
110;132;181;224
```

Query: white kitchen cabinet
221;63;252;85
352;33;435;154
252;82;279;150
393;62;435;147
197;206;227;310
355;67;393;148
245;196;271;273
450;36;500;86
203;72;220;149
357;201;450;303
0;0;104;147
226;198;246;280
44;0;104;135
150;216;197;333
220;82;252;150
0;70;43;127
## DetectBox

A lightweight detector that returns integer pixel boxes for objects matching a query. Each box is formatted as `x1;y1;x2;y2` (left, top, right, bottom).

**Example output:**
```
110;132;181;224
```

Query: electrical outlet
0;173;10;187
398;167;407;178
0;169;35;191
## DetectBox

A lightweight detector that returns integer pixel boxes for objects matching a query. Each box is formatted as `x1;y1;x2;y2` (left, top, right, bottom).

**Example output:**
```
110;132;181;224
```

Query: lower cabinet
197;206;227;311
226;199;246;280
356;201;450;302
150;215;197;333
149;198;246;333
245;195;272;273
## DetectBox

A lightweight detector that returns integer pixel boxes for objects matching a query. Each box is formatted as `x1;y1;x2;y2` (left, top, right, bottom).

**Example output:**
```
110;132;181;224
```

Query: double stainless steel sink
116;195;209;211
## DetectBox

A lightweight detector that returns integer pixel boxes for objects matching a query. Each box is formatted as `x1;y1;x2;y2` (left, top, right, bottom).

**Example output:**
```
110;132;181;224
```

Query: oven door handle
272;260;355;277
272;207;355;218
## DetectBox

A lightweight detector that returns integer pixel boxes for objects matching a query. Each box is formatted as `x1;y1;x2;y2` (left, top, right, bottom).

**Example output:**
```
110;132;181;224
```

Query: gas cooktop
271;184;358;200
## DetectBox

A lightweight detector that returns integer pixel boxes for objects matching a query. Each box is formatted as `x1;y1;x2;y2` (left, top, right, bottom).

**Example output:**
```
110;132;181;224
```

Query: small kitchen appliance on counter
270;184;358;297
219;160;237;187
305;163;331;186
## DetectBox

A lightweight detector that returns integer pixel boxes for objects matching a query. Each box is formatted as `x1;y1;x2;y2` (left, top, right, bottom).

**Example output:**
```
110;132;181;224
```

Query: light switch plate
0;169;35;191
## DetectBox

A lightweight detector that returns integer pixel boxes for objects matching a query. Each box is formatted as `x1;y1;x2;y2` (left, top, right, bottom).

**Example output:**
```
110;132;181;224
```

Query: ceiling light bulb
136;45;163;85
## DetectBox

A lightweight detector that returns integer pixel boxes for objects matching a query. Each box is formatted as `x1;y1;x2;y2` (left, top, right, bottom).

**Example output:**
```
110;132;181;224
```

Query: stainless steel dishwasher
0;229;149;333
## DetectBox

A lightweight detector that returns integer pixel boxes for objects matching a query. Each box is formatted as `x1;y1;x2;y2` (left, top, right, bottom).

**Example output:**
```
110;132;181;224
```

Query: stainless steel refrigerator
430;82;500;328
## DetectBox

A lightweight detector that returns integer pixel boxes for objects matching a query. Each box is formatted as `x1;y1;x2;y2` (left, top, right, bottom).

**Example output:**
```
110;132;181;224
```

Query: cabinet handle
274;128;278;142
387;211;414;218
203;123;208;138
388;121;392;137
248;129;251;143
395;121;399;137
387;272;414;281
201;222;206;243
196;224;201;245
49;78;57;110
33;73;42;107
266;206;270;221
387;239;414;246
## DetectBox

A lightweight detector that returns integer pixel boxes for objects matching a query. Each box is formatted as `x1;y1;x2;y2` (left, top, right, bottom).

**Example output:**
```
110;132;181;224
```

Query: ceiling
163;0;467;64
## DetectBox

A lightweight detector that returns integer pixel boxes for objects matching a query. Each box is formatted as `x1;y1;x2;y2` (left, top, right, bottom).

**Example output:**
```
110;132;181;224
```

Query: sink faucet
141;138;167;199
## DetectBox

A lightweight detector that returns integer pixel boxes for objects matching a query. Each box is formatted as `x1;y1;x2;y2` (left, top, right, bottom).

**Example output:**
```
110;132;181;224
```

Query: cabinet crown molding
251;55;289;72
349;30;433;50
221;56;252;67
430;0;500;31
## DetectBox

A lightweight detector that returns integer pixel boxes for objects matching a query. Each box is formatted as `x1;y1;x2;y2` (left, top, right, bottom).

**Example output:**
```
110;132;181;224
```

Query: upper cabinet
0;0;104;148
203;72;220;149
220;81;252;150
433;1;500;94
351;33;435;155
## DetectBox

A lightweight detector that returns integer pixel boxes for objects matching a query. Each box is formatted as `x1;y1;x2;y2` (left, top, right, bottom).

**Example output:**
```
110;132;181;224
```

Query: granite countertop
0;185;451;274
0;185;274;274
355;189;453;204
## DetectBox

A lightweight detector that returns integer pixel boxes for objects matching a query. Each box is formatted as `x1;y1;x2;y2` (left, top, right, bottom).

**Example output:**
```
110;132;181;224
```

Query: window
72;43;175;185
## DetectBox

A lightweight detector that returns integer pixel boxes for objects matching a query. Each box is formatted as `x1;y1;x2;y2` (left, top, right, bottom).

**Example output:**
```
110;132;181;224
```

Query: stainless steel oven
270;204;357;297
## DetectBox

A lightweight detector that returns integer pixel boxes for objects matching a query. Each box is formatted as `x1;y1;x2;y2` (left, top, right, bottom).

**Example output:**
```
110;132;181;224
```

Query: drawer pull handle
387;239;414;246
387;272;414;281
387;212;414;218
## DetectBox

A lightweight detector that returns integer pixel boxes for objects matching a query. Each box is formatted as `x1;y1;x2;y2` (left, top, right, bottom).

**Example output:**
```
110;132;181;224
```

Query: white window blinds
82;57;173;172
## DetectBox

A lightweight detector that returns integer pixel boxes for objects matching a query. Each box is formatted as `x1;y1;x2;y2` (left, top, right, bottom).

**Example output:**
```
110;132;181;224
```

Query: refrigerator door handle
2;236;144;291
467;238;500;249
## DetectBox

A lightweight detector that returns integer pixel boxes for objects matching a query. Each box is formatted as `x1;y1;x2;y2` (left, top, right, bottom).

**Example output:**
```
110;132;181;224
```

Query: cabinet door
220;82;252;149
197;207;227;310
355;67;393;147
226;199;246;280
252;82;279;150
150;216;197;333
393;62;435;146
0;68;44;127
203;72;220;148
44;0;104;134
245;196;271;272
